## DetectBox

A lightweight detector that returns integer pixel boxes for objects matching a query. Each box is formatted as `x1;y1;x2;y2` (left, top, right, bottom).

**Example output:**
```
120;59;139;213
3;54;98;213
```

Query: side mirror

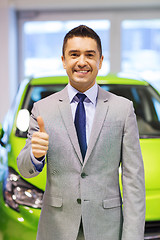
16;109;30;132
0;123;4;140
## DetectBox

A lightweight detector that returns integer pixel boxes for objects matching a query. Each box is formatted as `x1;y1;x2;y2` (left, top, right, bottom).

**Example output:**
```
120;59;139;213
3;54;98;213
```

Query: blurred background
0;0;160;122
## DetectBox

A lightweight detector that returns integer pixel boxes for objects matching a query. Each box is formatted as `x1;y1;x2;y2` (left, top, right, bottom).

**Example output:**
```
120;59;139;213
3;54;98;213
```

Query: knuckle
32;149;36;155
31;139;36;144
32;132;38;137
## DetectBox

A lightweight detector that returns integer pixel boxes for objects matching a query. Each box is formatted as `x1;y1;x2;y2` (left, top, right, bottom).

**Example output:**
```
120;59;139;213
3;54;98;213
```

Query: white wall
0;3;10;123
0;0;17;122
8;0;160;10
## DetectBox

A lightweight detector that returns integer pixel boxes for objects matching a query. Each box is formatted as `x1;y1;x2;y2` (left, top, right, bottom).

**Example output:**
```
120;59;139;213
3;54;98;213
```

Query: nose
77;55;86;67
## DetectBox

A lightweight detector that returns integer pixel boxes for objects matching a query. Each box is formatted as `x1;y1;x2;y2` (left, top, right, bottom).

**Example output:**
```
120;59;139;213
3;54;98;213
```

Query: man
17;25;145;240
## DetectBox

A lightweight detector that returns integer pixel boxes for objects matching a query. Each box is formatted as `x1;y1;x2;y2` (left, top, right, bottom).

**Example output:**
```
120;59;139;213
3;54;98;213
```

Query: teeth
77;70;88;73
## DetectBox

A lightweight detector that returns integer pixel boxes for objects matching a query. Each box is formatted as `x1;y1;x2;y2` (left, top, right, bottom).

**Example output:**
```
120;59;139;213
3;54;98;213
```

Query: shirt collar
67;82;98;106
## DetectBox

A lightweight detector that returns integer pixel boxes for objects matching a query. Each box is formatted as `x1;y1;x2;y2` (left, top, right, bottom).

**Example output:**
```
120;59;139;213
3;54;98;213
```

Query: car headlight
3;167;44;212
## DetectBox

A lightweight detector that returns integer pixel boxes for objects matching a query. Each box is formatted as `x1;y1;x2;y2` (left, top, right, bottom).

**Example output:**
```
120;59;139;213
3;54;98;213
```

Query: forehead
65;37;98;52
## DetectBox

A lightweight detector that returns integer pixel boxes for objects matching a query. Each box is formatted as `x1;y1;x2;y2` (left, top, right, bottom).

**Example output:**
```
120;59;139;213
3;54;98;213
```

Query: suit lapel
57;87;83;165
83;86;109;165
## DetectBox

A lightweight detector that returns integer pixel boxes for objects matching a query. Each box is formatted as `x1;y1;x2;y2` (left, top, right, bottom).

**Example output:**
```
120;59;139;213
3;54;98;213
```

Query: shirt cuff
30;149;45;172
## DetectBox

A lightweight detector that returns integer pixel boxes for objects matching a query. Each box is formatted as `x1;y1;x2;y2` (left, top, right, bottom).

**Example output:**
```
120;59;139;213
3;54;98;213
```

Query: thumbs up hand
31;116;49;159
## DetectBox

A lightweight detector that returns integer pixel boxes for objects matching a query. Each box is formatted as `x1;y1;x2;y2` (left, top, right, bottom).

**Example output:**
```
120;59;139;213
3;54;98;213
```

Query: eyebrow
86;50;96;54
69;50;96;54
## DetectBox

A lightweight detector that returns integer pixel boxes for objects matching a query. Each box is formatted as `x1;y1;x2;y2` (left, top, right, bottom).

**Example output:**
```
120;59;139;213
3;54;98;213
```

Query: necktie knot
76;93;86;103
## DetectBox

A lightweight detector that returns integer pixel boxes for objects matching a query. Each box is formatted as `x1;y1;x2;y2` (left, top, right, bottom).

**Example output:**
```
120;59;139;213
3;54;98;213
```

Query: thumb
37;116;46;133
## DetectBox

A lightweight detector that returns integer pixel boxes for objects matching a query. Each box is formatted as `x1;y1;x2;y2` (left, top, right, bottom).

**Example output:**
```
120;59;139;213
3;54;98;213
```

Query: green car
0;74;160;240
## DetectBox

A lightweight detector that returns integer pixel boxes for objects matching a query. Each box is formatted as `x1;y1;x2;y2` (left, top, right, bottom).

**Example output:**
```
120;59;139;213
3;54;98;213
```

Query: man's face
62;37;103;92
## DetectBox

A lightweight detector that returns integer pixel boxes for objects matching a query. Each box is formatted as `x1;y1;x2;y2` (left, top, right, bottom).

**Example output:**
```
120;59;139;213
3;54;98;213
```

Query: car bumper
144;221;160;239
0;188;40;240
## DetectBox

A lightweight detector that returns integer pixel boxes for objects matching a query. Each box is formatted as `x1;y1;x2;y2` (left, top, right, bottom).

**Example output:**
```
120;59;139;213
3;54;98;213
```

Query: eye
87;53;94;57
71;53;78;57
70;52;79;57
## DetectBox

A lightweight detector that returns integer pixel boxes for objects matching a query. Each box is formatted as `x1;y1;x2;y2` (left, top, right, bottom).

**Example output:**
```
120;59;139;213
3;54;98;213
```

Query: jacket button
77;198;81;204
81;172;87;178
29;169;34;174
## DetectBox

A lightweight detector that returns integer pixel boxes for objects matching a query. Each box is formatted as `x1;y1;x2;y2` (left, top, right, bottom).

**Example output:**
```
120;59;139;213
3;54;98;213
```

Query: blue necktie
74;93;87;160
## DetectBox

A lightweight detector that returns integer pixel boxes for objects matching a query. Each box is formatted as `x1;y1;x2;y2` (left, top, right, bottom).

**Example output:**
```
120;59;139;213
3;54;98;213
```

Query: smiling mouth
74;70;90;73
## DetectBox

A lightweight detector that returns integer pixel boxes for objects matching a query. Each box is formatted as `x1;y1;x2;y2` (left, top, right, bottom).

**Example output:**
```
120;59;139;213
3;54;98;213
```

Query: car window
101;84;160;138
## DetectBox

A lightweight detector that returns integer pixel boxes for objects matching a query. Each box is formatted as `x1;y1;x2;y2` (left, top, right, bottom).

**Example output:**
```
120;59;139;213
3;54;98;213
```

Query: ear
99;55;104;70
61;56;66;69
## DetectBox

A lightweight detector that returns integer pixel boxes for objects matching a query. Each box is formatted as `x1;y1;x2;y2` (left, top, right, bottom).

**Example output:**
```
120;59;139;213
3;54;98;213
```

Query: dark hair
62;25;102;58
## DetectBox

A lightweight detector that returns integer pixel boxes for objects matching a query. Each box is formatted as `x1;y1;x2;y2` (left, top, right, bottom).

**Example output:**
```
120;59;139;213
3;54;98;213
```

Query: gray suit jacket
17;85;145;240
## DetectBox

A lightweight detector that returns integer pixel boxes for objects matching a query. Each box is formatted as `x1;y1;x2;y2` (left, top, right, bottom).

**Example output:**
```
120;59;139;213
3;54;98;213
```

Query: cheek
65;68;72;76
91;59;101;70
66;60;76;70
93;63;100;72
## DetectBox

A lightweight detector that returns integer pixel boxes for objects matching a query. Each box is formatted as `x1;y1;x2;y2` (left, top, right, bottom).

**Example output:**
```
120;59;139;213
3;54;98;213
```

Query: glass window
121;19;160;91
23;20;110;78
122;19;160;73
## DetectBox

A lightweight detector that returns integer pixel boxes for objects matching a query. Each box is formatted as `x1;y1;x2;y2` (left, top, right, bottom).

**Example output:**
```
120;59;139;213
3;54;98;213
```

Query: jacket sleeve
17;103;45;178
121;101;145;240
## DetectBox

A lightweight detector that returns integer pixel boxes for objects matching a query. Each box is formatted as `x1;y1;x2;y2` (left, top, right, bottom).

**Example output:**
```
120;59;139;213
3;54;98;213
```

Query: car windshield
16;83;160;138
